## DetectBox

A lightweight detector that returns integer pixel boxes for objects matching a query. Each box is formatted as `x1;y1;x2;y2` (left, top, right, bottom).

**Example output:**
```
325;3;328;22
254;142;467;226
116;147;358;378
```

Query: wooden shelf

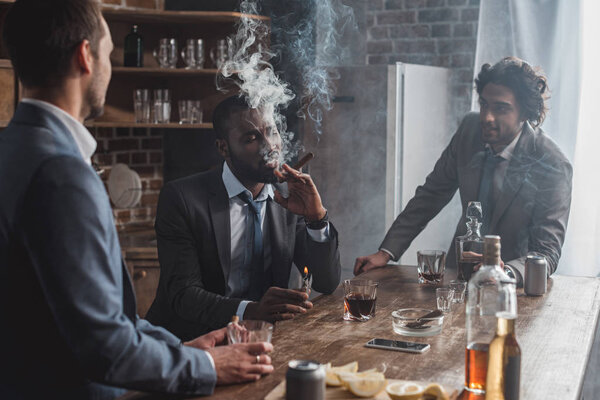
0;0;15;4
102;8;269;24
0;59;11;68
86;121;213;129
112;66;220;76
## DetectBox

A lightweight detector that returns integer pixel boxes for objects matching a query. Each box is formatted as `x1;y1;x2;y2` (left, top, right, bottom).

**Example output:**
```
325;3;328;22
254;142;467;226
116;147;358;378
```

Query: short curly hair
475;57;549;127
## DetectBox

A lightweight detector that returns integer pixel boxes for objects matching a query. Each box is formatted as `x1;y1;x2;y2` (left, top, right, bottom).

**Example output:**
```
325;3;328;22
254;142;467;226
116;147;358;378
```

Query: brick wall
95;0;164;231
366;0;480;119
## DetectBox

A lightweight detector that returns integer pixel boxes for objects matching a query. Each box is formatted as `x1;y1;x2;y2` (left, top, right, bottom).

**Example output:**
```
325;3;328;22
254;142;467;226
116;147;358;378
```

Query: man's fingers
272;312;296;321
269;303;307;315
242;342;273;355
354;257;366;275
265;287;308;302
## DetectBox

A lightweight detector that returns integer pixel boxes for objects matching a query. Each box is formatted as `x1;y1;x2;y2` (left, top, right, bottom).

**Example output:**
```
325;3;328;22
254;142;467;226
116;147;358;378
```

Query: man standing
146;95;341;340
355;57;572;284
0;1;272;398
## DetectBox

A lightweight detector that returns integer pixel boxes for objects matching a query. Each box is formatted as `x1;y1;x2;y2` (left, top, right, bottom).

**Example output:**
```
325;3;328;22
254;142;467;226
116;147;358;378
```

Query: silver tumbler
285;360;325;400
524;255;547;296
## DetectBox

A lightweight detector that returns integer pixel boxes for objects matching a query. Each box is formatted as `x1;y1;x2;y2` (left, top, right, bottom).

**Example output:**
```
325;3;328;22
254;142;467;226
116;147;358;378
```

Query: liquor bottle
465;235;511;394
124;25;143;67
455;201;484;281
485;280;520;400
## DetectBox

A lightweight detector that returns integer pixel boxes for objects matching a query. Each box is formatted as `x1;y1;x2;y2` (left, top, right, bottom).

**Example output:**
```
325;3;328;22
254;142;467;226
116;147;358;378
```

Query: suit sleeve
293;219;341;294
21;156;216;394
155;182;242;331
379;119;464;260
507;155;573;279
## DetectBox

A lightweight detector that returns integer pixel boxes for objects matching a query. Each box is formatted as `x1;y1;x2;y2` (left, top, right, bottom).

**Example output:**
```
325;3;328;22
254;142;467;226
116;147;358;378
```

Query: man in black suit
354;57;572;285
147;96;341;340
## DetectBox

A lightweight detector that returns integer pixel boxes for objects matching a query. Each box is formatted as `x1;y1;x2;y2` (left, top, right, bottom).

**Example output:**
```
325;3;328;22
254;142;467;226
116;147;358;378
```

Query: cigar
273;152;315;198
292;152;314;171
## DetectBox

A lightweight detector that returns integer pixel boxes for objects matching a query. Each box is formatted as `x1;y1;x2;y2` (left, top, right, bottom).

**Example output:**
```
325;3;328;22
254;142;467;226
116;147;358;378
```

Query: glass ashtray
392;308;444;337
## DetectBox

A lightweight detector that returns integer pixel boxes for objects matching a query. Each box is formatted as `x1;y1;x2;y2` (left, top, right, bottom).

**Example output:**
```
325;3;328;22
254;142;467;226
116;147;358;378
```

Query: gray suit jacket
380;112;572;282
0;103;216;398
146;168;341;341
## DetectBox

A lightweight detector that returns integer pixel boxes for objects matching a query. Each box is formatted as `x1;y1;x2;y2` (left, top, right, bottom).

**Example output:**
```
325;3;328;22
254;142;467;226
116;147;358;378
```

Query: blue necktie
238;192;266;301
478;148;502;235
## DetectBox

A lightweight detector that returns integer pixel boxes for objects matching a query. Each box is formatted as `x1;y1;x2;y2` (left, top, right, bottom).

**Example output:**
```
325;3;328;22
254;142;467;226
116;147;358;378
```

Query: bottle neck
496;315;516;336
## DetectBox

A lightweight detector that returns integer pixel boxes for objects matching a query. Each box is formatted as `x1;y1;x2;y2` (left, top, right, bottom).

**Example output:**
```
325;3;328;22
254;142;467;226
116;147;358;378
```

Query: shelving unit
87;121;212;129
102;8;269;24
0;0;14;4
97;8;268;129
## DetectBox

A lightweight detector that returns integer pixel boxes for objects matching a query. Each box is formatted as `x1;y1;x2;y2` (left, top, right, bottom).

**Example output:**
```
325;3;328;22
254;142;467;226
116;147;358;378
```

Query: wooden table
121;266;600;399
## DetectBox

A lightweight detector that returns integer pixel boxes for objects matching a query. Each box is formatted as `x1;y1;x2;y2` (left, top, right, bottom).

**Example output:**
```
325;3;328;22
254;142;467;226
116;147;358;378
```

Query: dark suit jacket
146;167;341;340
0;103;215;399
381;112;572;281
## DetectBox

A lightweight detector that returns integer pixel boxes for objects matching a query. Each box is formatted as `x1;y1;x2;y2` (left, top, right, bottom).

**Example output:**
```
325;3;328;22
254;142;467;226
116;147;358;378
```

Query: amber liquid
344;294;376;320
465;342;489;393
418;271;443;283
458;259;480;281
486;318;521;400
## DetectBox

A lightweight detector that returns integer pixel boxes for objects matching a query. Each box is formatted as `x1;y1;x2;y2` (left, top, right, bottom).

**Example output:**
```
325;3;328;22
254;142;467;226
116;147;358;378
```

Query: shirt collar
485;129;522;162
222;161;274;201
21;98;97;165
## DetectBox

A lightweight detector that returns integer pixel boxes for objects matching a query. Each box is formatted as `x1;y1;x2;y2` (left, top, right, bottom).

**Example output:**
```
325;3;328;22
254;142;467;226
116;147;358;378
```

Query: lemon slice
386;382;424;400
346;377;388;397
324;361;359;386
338;371;386;388
423;383;449;400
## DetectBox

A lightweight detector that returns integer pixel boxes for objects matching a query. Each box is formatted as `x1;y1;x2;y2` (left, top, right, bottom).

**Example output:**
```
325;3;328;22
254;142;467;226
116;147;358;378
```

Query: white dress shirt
21;98;97;165
221;162;330;318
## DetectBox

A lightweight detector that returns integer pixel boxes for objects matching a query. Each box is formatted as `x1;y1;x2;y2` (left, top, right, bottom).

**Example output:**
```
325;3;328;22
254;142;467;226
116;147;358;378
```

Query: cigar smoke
217;0;356;164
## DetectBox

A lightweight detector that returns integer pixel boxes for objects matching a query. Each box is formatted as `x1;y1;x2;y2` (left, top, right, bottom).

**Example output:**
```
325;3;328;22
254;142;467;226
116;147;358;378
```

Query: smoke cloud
217;0;357;164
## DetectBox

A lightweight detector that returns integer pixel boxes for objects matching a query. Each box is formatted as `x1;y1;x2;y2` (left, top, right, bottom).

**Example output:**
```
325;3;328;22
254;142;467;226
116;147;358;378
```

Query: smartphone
365;338;430;354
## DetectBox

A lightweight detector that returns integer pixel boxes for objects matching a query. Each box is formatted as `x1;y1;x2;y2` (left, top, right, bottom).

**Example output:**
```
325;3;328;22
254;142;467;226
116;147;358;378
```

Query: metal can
524;254;547;296
285;360;325;400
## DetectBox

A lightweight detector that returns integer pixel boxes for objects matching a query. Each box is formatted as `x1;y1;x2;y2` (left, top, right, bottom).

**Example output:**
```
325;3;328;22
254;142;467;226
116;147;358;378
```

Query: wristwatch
306;210;329;230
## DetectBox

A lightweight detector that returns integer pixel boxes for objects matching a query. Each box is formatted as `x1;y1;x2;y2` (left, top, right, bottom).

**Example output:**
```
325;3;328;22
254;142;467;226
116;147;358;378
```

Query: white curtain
474;0;600;276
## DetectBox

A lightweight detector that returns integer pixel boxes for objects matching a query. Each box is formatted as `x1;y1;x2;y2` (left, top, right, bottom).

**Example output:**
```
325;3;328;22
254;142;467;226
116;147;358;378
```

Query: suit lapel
490;124;535;230
267;199;289;287
207;170;232;282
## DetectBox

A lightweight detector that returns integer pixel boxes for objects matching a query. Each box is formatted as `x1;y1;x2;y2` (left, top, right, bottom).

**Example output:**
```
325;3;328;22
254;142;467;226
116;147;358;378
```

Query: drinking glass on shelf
210;39;229;68
417;250;446;284
343;279;377;322
436;287;455;313
178;100;202;124
181;39;204;69
152;89;171;124
133;89;150;123
152;38;169;68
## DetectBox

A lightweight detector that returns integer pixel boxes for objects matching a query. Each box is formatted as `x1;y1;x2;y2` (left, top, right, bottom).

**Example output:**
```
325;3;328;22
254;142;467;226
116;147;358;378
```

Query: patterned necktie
238;191;266;301
478;148;503;235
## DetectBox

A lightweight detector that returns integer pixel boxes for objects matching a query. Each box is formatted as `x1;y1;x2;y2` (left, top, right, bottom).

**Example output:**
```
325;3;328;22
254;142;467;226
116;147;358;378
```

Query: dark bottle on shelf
124;25;143;67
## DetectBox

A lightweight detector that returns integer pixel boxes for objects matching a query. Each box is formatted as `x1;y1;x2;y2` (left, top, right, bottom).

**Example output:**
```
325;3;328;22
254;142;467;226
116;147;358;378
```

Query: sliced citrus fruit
338;371;386;388
386;382;424;400
346;377;388;397
422;383;449;400
324;361;359;386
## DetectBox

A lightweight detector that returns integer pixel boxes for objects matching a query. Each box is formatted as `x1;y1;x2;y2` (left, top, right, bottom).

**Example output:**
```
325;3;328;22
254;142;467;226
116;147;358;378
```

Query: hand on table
207;342;274;384
354;250;391;276
244;286;313;322
183;327;228;350
273;164;327;222
469;251;504;272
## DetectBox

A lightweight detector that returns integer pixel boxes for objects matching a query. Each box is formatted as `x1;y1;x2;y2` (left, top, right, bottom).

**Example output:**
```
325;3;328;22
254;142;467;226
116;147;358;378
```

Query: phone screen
366;338;430;352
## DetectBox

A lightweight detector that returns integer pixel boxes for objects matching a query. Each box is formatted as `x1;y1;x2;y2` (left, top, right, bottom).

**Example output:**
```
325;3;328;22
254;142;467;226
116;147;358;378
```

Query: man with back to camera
145;95;342;340
0;1;274;398
354;57;572;285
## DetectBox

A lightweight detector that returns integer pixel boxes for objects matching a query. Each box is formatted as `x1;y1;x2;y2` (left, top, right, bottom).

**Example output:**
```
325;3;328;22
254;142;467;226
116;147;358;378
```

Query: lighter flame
303;266;308;276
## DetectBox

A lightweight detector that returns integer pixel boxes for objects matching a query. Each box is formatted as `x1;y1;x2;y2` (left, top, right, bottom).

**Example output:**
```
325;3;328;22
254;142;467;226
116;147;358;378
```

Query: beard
84;66;107;121
229;147;278;184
